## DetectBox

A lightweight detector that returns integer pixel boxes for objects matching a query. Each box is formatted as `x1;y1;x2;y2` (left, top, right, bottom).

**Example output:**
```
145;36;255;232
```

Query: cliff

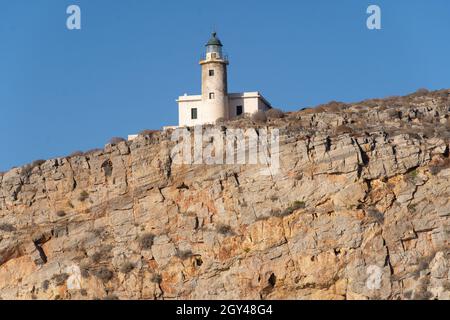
0;89;449;300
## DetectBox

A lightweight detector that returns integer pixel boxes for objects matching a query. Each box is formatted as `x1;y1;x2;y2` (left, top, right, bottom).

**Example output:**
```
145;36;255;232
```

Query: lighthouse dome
206;32;223;47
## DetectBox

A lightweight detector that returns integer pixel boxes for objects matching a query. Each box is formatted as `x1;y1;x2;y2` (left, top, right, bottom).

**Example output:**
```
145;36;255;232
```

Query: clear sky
1;0;449;171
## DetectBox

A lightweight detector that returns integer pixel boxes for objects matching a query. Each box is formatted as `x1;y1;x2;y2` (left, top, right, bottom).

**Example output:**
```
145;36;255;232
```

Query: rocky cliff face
0;90;449;300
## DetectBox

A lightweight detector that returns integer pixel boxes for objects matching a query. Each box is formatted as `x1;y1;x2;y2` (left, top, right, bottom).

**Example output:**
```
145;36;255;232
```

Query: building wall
178;96;202;127
258;96;271;111
228;92;271;118
228;96;258;118
178;92;271;127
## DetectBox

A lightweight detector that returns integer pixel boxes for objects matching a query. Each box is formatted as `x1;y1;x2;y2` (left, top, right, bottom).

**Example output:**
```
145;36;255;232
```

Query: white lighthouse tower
176;32;272;127
200;32;229;123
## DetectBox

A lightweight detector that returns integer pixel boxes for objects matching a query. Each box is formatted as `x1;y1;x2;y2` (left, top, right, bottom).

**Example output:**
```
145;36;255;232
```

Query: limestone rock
0;90;449;300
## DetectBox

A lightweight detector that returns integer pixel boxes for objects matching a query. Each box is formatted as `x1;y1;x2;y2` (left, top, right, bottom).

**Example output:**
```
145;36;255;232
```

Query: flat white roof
176;92;271;107
229;91;260;98
229;92;272;107
177;94;202;102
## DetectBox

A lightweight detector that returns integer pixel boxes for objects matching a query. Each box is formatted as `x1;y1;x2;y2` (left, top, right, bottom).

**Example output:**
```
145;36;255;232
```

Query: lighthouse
177;32;272;127
200;32;229;123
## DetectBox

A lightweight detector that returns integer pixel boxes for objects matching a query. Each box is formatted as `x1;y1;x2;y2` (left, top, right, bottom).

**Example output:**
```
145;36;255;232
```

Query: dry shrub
0;223;16;232
108;137;126;145
139;233;155;250
387;109;401;119
80;267;90;278
272;201;306;217
429;157;450;175
266;108;285;119
68;151;83;157
175;249;193;260
139;129;159;136
119;262;135;274
315;101;348;113
362;99;380;108
90;245;113;263
22;160;46;177
93;268;114;282
216;224;234;236
415;88;429;96
52;273;70;286
101;160;113;177
366;208;384;224
78;190;89;202
84;148;103;155
41;280;50;291
251;110;267;123
150;273;162;284
414;276;433;300
300;108;315;114
314;106;327;113
56;210;66;217
215;117;227;125
334;125;354;135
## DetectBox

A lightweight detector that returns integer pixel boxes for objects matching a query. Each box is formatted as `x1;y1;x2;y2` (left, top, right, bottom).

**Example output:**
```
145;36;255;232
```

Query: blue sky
1;0;449;171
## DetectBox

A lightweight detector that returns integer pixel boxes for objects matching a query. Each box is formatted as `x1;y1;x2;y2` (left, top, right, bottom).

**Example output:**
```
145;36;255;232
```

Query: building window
209;92;215;99
236;105;243;116
209;70;214;76
191;108;198;120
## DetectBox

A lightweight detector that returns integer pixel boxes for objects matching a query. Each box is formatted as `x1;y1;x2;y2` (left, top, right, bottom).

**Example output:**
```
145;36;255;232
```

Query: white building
177;32;272;127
